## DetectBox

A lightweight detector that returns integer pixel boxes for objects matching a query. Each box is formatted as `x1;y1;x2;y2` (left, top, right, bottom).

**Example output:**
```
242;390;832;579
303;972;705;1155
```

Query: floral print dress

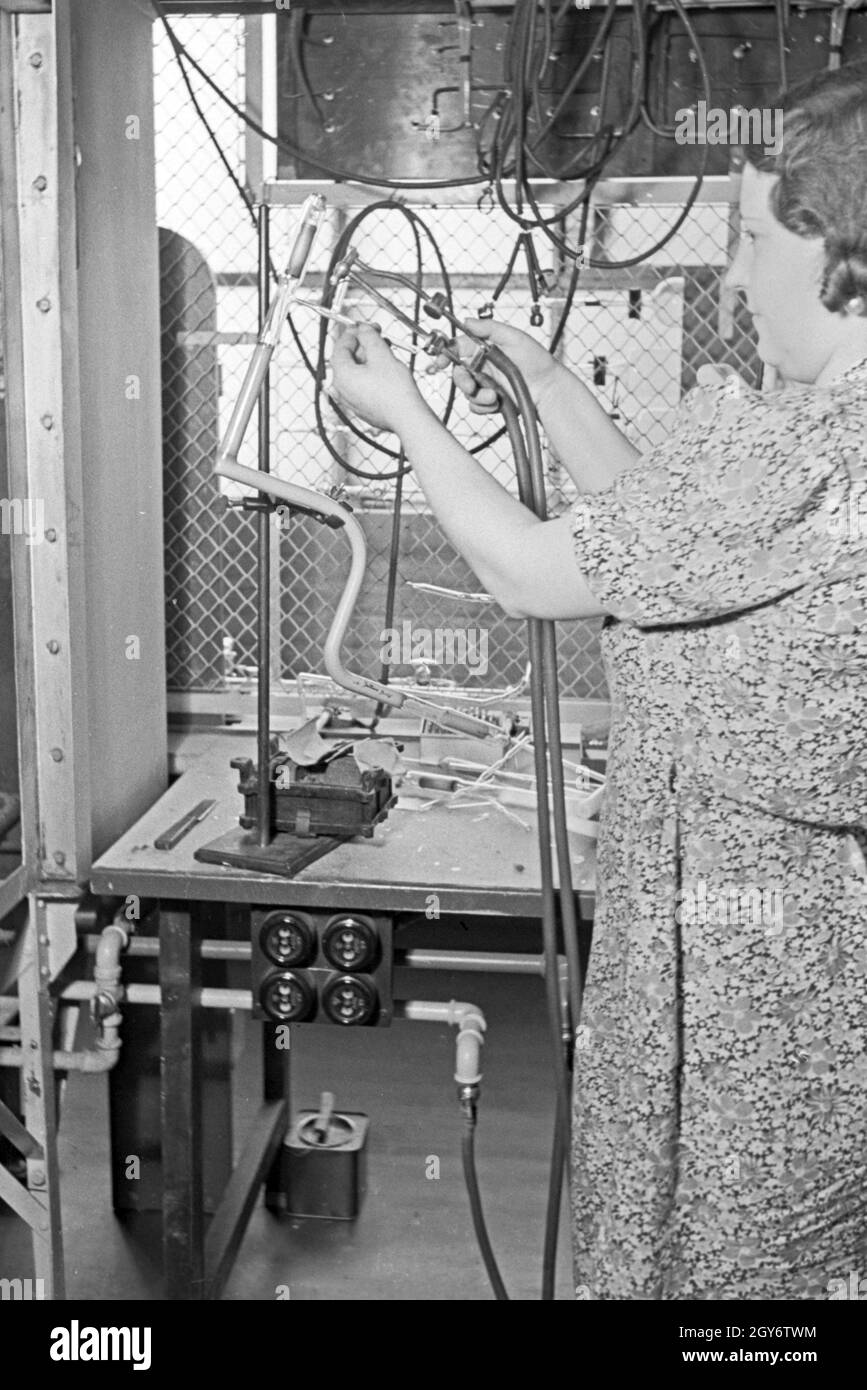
568;358;867;1300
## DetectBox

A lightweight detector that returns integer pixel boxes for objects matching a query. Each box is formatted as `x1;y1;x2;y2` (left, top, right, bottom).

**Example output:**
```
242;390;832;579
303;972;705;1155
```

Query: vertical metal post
244;14;264;200
0;3;91;886
17;896;65;1298
256;204;272;847
262;1022;291;1211
159;904;204;1300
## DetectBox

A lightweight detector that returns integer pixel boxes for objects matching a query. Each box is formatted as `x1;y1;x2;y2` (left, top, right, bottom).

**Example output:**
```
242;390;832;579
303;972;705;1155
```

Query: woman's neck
815;334;867;386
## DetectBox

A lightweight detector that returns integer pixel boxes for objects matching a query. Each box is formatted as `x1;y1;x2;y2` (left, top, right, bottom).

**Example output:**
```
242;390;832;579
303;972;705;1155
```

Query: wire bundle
153;0;720;271
477;0;713;267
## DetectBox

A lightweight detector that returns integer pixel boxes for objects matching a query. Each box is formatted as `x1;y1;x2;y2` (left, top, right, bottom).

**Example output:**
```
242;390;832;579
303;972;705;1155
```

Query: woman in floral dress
331;61;867;1299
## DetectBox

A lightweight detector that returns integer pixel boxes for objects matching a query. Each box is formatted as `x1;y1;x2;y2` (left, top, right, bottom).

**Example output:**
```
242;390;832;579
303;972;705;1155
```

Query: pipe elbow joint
95;923;128;975
451;1003;486;1087
455;1025;484;1086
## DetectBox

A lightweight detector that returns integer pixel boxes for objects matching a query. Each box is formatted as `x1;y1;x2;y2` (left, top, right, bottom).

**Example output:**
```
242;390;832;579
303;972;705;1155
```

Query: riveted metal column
0;2;90;886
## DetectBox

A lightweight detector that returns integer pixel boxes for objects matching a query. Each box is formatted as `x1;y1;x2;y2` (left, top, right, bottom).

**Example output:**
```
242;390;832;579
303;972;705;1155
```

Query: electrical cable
166;25;258;235
369;215;427;724
542;1072;570;1299
539;1;708;268
289;7;326;130
488;345;582;1041
370;456;406;729
461;1102;510;1300
492;376;575;1300
312;200;458;475
158;0;712;273
481;0;711;271
158;6;335;388
775;0;790;91
640;4;679;138
152;0;489;191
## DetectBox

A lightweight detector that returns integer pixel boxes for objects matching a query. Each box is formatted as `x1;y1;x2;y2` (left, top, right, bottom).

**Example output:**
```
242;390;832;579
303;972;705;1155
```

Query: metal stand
256;203;272;850
198;201;334;879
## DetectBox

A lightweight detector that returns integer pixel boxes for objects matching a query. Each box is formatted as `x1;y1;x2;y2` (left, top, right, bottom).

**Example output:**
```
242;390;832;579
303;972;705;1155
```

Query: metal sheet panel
69;0;169;863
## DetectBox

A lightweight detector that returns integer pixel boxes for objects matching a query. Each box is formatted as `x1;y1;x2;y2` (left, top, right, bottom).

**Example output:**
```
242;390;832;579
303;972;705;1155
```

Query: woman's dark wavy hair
743;59;867;314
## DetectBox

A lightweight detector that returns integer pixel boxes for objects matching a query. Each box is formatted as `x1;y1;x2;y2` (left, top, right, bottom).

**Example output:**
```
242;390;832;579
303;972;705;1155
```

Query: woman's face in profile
725;163;838;384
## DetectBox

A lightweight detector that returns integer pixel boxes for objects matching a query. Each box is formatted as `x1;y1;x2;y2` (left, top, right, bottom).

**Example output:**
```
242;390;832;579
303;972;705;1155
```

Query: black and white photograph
0;0;865;1347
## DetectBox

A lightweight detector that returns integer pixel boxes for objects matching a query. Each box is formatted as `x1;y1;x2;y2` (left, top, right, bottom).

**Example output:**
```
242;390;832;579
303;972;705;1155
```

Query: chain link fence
156;15;760;702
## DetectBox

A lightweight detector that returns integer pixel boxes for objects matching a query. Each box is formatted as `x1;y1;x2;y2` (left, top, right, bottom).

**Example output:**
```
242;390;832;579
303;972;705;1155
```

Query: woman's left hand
330;325;425;433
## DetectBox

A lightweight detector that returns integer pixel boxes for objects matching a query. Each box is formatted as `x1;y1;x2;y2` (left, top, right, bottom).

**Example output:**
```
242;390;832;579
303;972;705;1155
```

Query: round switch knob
260;912;314;968
260;970;314;1022
321;974;377;1026
322;916;378;972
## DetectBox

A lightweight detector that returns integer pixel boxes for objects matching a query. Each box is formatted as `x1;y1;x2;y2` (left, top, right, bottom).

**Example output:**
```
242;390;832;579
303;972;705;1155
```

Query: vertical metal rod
262;1022;291;1212
256;204;272;847
159;904;204;1299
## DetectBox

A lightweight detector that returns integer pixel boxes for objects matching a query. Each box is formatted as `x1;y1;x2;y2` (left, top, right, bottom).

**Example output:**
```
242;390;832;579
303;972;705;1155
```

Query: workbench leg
262;1022;290;1211
17;896;65;1298
159;903;204;1300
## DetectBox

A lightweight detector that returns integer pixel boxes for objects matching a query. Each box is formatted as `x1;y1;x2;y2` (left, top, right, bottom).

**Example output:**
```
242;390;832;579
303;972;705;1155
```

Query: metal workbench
89;733;597;1299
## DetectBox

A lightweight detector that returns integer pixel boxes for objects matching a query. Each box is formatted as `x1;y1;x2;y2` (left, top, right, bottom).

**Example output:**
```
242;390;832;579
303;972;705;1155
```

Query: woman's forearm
535;362;640;493
392;399;541;613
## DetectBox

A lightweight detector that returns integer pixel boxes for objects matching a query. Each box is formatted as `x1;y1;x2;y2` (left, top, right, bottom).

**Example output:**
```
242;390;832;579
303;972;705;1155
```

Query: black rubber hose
496;388;571;1301
371;459;406;728
543;1067;571;1299
490;355;584;1300
496;392;567;1075
461;1105;509;1301
486;347;584;1042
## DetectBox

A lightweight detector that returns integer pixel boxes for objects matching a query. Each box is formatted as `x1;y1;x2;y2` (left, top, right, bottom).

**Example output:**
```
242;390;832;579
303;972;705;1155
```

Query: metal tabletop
90;734;597;915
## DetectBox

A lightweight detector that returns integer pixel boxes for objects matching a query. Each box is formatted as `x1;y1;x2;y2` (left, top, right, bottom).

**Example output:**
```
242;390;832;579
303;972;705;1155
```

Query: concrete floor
1;966;573;1301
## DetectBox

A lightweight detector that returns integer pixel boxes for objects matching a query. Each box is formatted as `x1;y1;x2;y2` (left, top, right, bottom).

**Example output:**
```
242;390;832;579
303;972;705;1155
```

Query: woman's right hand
430;318;560;413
